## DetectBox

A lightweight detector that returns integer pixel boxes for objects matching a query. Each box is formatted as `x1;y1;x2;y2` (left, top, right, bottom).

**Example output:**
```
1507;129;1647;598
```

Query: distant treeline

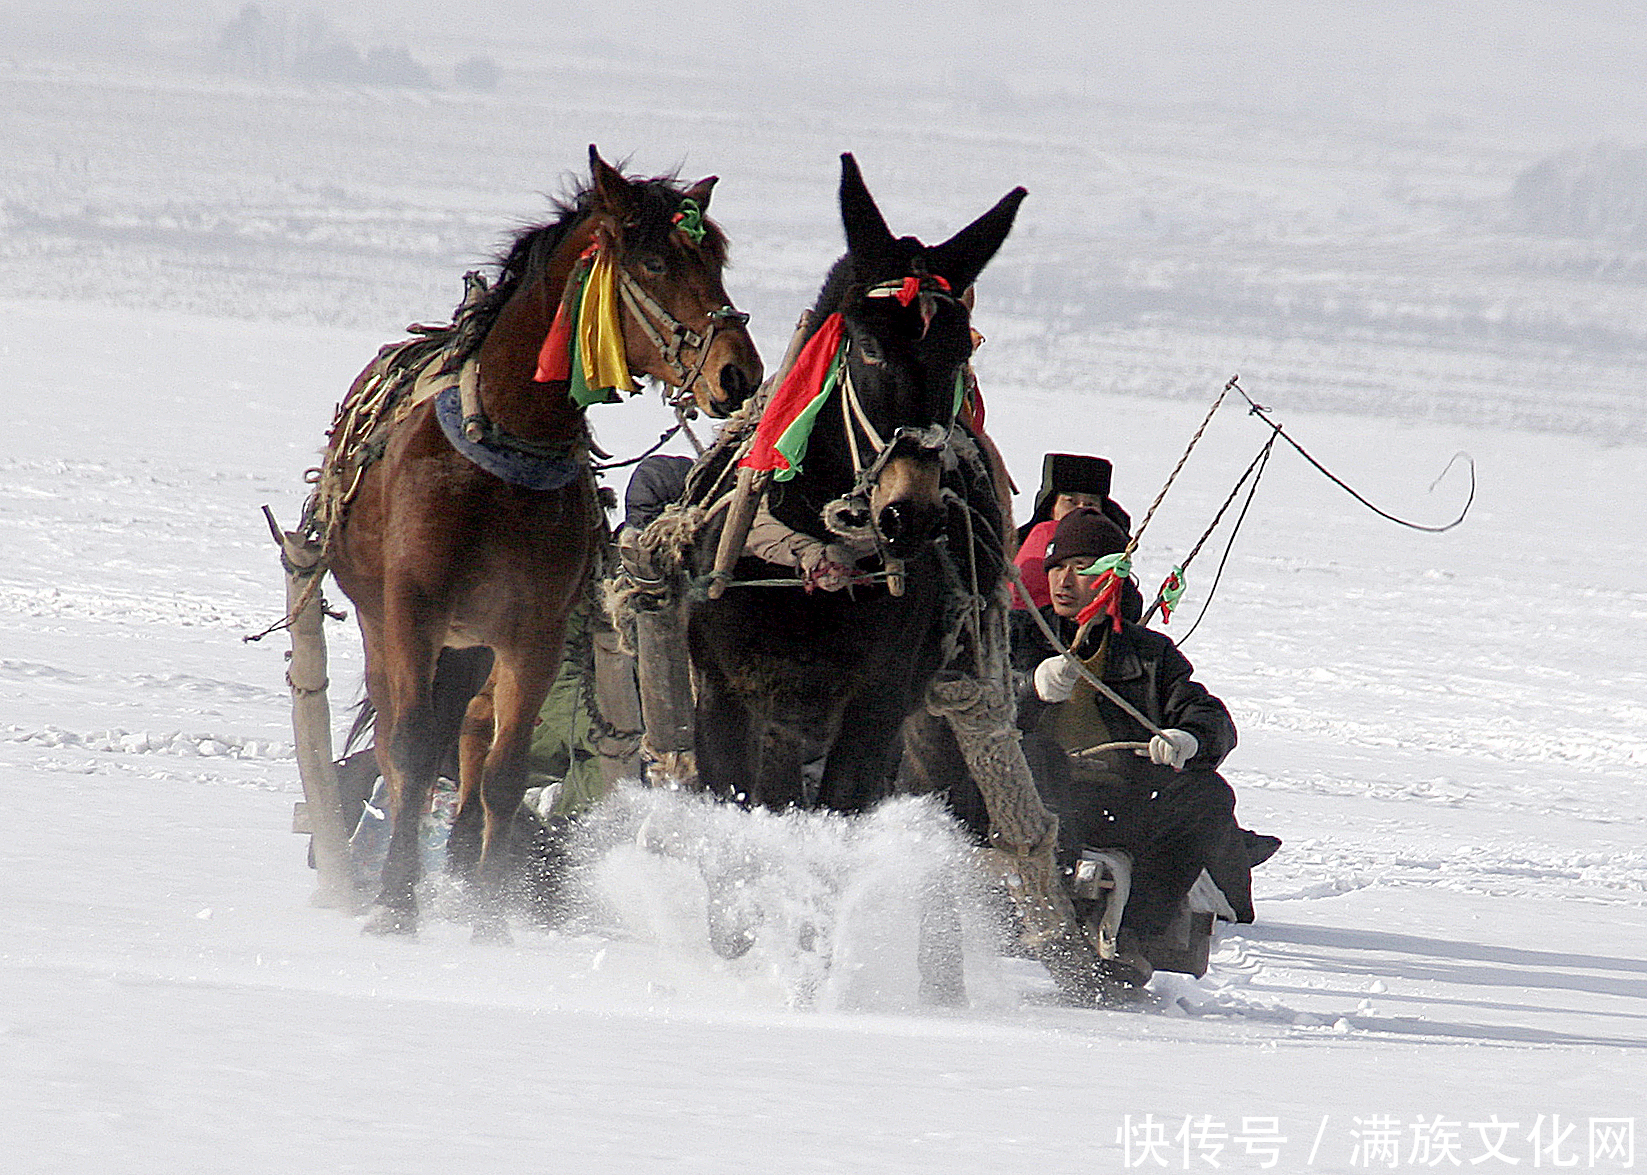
211;4;498;91
1512;143;1647;243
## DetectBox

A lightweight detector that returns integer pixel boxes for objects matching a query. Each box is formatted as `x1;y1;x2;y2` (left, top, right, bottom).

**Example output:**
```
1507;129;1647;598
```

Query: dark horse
328;148;762;936
687;154;1024;814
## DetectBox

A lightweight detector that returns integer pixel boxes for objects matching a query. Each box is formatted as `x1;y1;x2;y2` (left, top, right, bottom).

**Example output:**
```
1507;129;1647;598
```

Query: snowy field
3;7;1646;1172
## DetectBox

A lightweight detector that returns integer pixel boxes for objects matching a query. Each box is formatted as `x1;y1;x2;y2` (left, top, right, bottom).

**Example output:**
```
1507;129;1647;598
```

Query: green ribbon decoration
1079;551;1132;580
672;198;707;244
1158;563;1186;622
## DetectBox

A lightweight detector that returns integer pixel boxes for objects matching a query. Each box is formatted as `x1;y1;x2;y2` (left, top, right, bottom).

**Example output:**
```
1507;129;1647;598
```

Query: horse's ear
588;144;641;221
839;153;900;274
682;174;718;210
926;186;1028;293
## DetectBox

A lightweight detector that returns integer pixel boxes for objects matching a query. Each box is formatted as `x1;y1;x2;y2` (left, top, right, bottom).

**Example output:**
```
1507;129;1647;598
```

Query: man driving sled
1014;507;1279;987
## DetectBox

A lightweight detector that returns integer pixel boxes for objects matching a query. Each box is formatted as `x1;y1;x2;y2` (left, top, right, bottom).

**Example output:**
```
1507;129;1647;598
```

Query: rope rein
1171;436;1274;643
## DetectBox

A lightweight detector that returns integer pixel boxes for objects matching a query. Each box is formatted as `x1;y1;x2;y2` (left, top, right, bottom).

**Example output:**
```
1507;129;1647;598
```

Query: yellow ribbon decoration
575;250;634;403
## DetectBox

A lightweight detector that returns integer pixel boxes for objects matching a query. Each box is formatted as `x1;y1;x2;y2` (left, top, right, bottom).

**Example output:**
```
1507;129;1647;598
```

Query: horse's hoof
706;900;759;959
709;921;756;960
361;906;418;937
471;917;513;947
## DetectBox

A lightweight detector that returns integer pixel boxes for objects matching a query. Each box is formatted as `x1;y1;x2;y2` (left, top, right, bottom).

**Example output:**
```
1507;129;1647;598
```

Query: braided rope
1124;374;1236;556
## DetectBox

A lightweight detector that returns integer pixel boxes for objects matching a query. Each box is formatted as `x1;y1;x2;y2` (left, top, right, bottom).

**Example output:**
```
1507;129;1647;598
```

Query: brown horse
327;147;762;937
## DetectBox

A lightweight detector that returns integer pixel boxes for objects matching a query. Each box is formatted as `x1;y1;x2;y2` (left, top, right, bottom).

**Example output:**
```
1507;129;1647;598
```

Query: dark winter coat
1011;608;1237;774
1009;607;1251;934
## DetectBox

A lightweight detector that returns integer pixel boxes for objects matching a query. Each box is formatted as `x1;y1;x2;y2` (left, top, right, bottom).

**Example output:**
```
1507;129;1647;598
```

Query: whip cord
1124;375;1234;554
1231;377;1475;533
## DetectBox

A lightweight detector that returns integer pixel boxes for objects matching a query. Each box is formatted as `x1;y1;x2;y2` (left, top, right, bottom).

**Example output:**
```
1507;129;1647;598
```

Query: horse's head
829;153;1026;557
585;146;763;418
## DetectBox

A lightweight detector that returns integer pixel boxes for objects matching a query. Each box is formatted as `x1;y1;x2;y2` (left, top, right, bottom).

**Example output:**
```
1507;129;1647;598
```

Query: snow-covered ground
3;11;1645;1172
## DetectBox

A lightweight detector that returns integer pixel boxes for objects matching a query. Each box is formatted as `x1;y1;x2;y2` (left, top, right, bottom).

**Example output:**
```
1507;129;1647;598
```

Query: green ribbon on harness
1157;563;1186;622
672;198;707;244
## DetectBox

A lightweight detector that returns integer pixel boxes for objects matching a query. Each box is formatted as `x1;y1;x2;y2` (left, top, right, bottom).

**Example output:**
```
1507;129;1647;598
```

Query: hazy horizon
7;1;1646;144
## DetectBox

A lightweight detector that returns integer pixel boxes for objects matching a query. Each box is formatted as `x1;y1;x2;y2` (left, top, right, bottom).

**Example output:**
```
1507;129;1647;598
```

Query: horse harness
614;268;750;412
819;272;964;550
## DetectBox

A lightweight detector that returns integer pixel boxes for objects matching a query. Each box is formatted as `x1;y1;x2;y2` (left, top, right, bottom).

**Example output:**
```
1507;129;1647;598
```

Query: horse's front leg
469;640;562;943
363;626;446;936
692;660;754;804
815;687;912;814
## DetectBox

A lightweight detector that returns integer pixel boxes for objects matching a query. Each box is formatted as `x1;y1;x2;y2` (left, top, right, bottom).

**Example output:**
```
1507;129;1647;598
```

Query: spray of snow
569;785;1010;1013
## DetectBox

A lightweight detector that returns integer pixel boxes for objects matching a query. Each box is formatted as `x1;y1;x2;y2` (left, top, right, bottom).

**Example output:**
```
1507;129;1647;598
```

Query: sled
1069;848;1231;979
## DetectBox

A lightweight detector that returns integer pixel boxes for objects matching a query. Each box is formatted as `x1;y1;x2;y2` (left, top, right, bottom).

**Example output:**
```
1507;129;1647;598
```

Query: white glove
1033;654;1084;703
1148;728;1200;770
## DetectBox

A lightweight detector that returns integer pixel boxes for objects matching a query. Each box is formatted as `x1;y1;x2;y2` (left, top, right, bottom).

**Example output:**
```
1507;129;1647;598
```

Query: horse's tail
337;646;495;769
341;697;377;759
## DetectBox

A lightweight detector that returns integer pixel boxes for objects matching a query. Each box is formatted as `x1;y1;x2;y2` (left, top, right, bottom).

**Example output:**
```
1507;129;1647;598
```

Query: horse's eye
639;253;666;278
856;337;884;365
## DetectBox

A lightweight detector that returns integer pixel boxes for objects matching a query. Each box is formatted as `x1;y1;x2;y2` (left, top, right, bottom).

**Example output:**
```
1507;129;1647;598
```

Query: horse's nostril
719;363;754;403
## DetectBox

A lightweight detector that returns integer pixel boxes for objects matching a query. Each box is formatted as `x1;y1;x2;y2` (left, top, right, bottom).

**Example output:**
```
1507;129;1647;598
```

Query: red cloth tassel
1075;572;1126;633
741;313;845;474
533;298;575;383
892;274;951;306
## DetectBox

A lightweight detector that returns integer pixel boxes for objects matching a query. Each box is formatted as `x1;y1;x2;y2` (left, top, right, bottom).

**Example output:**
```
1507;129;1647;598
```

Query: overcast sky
7;1;1644;141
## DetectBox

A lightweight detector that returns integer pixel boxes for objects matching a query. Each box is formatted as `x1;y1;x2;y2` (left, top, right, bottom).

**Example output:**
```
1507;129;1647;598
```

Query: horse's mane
459;172;730;356
803;255;856;345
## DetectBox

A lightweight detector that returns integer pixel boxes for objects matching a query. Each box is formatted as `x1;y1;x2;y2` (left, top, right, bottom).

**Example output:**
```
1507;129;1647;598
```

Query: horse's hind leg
363;634;446;936
448;681;494;880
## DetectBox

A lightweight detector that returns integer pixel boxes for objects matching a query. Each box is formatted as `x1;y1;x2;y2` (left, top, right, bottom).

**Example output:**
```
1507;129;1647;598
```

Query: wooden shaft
702;311;813;601
277;527;358;908
707;466;768;599
458;357;485;443
770;311;813;389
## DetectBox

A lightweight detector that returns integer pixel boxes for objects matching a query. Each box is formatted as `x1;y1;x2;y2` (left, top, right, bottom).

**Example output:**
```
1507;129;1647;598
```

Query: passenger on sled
1012;452;1140;615
1011;506;1280;988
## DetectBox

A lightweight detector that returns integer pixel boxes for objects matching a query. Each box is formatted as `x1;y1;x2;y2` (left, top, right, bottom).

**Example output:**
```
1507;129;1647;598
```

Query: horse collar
434;387;586;491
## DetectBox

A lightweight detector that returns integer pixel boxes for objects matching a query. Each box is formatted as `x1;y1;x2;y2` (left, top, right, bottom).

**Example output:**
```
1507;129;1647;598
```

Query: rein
688;567;899;598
